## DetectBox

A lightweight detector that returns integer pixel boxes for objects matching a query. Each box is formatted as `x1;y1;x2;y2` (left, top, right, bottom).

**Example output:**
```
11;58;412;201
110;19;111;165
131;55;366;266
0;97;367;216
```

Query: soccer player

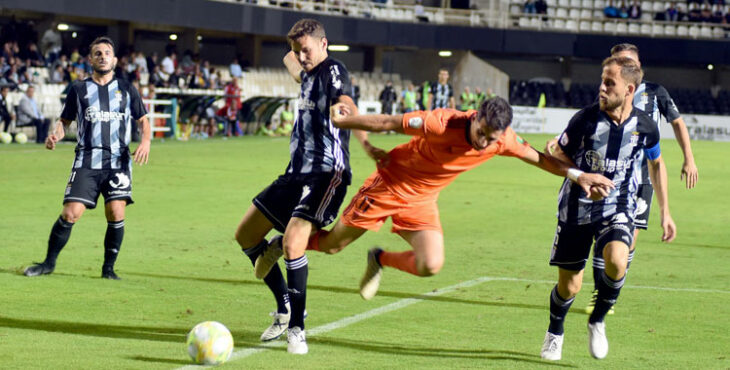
539;56;676;361
23;36;151;280
428;68;456;110
234;19;383;355
255;96;615;309
548;43;698;315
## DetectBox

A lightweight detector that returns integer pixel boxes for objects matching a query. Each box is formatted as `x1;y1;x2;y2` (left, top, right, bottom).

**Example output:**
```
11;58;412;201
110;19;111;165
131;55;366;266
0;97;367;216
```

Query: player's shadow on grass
125;271;560;314
0;314;255;345
311;337;577;367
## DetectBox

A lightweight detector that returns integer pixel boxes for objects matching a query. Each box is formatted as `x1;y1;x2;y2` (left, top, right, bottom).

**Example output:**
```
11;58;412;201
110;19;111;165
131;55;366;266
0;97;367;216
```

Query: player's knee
61;211;80;224
559;278;582;298
417;259;443;277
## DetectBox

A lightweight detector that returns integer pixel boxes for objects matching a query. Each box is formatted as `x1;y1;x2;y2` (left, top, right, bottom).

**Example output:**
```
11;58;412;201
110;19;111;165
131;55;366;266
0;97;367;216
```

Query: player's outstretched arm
45;118;72;150
283;51;303;83
670;117;698;189
648;155;676;242
133;116;151;165
519;147;614;197
330;102;404;134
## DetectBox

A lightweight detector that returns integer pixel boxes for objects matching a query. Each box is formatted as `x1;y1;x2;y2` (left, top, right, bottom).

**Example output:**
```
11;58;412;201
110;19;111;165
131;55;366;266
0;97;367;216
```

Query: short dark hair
287;19;326;42
89;36;115;53
602;56;643;88
610;43;639;59
477;96;512;131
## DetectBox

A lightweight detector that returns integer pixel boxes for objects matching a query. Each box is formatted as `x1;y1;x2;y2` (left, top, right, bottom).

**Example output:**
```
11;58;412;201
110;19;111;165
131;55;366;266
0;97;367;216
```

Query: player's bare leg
310;220;368;254
24;202;86;277
235;204;290;341
101;200;126;279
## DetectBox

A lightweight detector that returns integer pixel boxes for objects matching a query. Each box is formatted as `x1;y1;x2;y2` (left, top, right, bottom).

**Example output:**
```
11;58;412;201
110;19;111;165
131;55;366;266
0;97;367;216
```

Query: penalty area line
176;276;497;369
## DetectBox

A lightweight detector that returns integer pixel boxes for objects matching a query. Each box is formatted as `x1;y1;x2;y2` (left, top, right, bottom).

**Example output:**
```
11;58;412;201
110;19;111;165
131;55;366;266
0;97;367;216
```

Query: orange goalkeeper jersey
377;108;532;201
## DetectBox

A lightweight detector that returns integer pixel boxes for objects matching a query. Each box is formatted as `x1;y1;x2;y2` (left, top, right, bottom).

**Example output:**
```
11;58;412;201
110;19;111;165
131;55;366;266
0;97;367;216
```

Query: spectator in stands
0;85;15;133
161;50;176;77
350;76;360;106
619;0;630;17
146;51;158;74
700;2;713;21
189;64;207;88
415;0;429;22
535;0;548;14
202;60;211;86
70;47;81;64
628;0;642;19
604;0;620;17
379;80;397;115
725;6;730;23
5;62;21;85
133;51;148;74
40;23;62;64
666;2;680;20
24;43;45;67
150;65;164;87
711;4;724;21
50;64;65;84
16;85;50;143
524;0;537;13
688;2;702;21
230;57;243;79
401;83;418;113
180;50;195;74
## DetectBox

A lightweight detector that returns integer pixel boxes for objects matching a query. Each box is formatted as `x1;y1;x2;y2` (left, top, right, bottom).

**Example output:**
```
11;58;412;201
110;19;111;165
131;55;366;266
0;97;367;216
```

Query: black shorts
633;184;653;230
253;172;349;233
549;214;635;271
63;168;134;209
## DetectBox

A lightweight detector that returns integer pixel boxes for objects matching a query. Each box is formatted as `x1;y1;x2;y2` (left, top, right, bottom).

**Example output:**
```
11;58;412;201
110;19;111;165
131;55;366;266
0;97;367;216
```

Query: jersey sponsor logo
408;116;423;129
109;172;131;189
298;99;316;111
85;106;126;122
559;133;568;146
585;150;634;173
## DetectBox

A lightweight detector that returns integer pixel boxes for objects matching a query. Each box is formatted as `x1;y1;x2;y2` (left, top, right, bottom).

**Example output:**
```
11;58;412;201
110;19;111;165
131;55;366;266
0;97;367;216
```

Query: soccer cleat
540;331;564;361
254;235;283;279
287;326;308;354
586;290;614;315
359;247;383;300
587;321;609;359
23;262;54;277
101;268;121;280
260;303;291;342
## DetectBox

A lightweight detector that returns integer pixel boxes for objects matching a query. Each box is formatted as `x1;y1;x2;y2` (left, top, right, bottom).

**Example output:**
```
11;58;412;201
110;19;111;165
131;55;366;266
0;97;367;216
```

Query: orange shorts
341;172;442;233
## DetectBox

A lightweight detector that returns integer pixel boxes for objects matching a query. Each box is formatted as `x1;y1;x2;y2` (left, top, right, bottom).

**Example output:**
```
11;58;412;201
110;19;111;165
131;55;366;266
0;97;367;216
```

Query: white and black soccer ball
186;321;234;365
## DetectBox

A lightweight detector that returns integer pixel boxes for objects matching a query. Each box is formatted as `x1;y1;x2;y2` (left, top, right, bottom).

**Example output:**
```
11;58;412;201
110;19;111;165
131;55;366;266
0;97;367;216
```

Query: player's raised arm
283;51;303;83
45;118;72;150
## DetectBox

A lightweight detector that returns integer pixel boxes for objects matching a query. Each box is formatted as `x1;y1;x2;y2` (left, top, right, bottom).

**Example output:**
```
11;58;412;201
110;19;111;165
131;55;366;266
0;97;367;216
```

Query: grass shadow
129;355;191;365
310;336;577;367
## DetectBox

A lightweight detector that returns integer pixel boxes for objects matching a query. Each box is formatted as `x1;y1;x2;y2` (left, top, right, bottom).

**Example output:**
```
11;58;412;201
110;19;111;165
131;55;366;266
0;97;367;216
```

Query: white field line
176;275;729;369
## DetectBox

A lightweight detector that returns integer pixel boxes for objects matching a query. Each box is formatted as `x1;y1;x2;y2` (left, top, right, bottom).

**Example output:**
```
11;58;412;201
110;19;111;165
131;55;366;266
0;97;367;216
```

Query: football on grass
186;321;234;365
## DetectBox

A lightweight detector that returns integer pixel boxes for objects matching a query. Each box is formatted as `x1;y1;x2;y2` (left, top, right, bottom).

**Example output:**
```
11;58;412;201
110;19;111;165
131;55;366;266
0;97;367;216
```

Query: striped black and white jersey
430;83;453;109
61;78;147;170
633;81;681;185
556;103;661;225
288;57;353;183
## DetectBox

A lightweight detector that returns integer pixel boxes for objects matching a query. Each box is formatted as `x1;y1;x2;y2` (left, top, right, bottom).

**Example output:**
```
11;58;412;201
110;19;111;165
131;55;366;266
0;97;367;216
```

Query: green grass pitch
1;133;728;369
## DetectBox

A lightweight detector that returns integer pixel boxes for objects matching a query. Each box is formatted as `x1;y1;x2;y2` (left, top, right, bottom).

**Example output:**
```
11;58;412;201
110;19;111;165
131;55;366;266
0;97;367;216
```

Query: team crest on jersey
115;90;122;100
630;131;639;146
640;92;649;105
408;117;423;129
